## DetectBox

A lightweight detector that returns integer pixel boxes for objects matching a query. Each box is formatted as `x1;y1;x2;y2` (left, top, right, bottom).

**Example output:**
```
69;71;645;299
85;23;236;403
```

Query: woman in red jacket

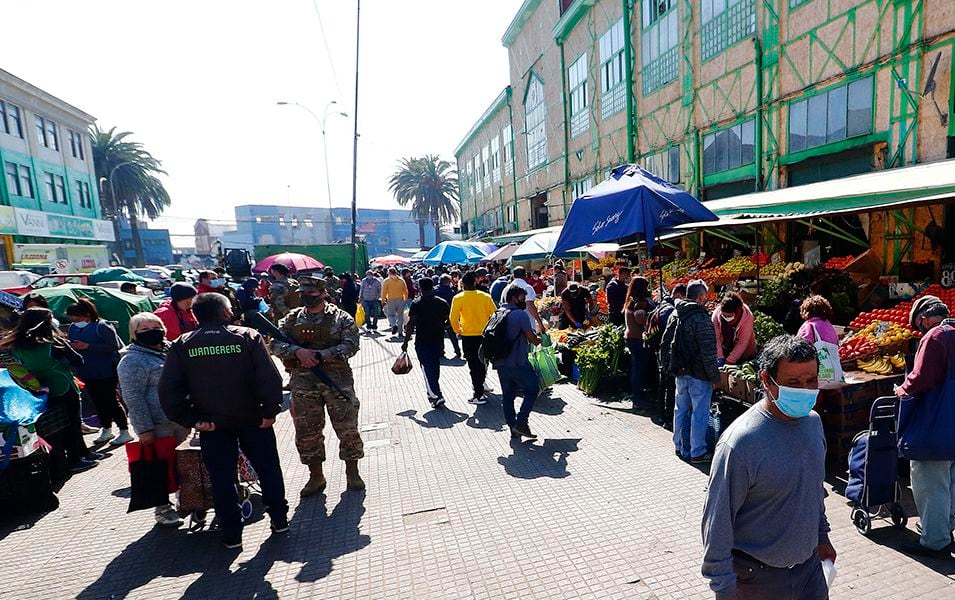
712;291;757;366
154;283;198;341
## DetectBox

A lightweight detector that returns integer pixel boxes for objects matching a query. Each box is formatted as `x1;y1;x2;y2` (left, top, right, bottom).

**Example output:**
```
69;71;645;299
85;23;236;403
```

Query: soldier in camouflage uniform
271;276;365;496
267;263;300;322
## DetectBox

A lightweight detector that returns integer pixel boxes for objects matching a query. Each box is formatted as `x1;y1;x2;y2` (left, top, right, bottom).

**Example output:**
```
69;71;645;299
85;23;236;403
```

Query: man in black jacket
402;278;451;408
160;293;289;550
659;280;719;464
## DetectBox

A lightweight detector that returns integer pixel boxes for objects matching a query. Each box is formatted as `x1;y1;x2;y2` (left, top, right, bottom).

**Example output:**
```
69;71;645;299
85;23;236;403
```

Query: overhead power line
311;0;344;99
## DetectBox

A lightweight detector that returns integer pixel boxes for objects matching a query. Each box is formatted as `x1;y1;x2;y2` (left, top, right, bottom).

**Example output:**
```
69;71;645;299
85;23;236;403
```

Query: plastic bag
127;443;171;513
529;346;560;389
391;352;413;375
356;304;366;327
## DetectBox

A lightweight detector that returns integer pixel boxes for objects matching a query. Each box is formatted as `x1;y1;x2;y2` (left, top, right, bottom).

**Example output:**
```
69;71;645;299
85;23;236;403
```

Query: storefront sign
12;208;115;242
0;206;16;235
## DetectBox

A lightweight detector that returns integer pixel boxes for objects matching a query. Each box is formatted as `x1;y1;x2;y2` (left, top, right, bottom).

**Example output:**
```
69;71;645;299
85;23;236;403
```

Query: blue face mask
210;278;226;288
73;321;90;329
768;376;819;419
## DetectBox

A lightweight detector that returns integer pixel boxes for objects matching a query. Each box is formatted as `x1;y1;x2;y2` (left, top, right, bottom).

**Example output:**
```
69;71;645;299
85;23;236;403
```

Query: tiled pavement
2;332;955;599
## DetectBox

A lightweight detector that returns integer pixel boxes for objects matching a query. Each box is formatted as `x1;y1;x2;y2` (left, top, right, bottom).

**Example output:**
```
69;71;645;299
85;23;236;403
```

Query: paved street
2;333;955;599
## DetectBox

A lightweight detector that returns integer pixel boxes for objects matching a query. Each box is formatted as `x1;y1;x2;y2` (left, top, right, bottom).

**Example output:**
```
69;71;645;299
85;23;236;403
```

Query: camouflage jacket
271;304;359;371
268;278;299;316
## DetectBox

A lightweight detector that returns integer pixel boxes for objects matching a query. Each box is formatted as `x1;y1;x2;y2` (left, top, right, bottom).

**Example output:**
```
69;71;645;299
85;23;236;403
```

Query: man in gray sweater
701;335;837;599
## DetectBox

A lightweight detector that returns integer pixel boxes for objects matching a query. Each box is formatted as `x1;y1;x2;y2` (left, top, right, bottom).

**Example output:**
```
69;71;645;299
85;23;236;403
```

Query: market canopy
483;243;519;262
26;284;160;343
553;164;718;254
88;267;145;285
370;254;410;266
409;250;429;262
421;241;490;265
489;225;562;245
511;232;558;261
683;159;955;227
253;252;325;273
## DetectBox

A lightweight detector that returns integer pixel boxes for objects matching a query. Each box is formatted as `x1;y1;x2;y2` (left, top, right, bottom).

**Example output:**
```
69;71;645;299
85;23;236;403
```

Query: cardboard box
845;249;884;280
0;423;39;457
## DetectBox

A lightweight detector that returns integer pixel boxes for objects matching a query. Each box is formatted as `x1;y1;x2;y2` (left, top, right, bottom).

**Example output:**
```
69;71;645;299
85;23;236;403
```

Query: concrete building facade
0;69;113;266
455;0;955;243
119;220;174;266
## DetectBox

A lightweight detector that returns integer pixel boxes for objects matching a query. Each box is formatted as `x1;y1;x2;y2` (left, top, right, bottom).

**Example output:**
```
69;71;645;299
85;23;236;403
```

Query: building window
703;120;755;175
788;76;873;153
68;129;85;160
642;146;681;183
599;19;626;118
524;75;547;170
701;0;756;61
481;145;490;189
75;180;92;208
491;137;501;183
5;162;33;198
642;0;679;94
568;53;589;137
472;155;480;196
789;0;809;6
0;100;23;138
35;115;59;151
572;178;593;200
42;172;67;204
503;124;514;175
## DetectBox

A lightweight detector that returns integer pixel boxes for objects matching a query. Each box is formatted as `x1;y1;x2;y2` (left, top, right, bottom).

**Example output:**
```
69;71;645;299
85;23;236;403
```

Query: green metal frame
784;74;876;154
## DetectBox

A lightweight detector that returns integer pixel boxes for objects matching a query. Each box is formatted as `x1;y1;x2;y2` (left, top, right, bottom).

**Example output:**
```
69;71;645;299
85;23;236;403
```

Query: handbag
125;436;179;492
809;323;844;389
127;442;171;513
898;326;955;460
391;352;413;375
529;346;560;389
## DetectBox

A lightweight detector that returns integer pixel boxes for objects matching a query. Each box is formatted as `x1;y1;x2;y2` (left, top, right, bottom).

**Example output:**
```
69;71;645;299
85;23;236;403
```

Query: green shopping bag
529;345;560;389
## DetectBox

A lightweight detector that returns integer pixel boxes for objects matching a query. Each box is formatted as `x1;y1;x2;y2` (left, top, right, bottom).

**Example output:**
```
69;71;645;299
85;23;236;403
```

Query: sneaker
509;426;522;439
690;453;713;464
512;424;537;440
86;451;106;460
110;430;134;446
92;428;115;444
270;518;290;534
222;536;243;550
430;397;446;409
68;458;98;473
189;433;202;448
468;395;487;405
674;450;684;459
155;508;183;528
454;353;462;360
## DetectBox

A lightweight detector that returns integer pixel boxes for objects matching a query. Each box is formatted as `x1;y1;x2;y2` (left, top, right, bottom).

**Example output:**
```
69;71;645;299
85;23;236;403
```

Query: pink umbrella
371;254;410;266
252;252;325;273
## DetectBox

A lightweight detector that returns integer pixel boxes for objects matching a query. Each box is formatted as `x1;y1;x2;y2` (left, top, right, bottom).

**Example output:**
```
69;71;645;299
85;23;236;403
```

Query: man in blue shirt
492;286;541;439
489;269;510;307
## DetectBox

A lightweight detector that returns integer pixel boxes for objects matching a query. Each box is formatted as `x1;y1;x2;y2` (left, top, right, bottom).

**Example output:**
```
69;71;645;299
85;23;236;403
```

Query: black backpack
479;308;515;363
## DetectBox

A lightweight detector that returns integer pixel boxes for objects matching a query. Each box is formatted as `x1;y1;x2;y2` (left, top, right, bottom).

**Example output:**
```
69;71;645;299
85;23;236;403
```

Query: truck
13;244;111;276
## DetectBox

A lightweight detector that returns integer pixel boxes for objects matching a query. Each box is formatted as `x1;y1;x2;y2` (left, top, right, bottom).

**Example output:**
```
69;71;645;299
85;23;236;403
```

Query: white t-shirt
504;278;538;330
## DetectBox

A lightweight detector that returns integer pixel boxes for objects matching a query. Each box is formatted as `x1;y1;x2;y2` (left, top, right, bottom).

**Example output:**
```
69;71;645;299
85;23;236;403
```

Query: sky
2;0;523;243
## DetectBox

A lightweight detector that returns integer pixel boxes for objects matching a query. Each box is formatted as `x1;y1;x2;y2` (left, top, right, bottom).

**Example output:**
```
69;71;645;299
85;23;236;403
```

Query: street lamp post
276;101;348;243
350;0;362;275
99;160;134;265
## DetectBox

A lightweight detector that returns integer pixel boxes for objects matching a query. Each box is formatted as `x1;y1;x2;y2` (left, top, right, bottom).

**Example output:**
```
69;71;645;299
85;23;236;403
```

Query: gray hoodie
118;343;177;436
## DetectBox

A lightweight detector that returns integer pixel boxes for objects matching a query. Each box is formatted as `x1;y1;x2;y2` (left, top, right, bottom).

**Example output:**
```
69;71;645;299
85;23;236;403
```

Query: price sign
942;264;955;288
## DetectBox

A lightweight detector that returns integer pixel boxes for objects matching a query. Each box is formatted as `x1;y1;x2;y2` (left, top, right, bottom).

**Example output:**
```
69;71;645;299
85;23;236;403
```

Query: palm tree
90;126;171;266
388;155;459;249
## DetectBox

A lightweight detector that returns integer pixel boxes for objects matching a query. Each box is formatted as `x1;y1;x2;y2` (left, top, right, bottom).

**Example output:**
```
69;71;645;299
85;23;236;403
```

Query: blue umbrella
422;241;489;265
553;164;718;255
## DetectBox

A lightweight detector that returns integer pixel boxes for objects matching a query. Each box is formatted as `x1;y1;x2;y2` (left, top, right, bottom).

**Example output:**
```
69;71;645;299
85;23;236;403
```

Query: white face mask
721;313;734;322
73;321;90;329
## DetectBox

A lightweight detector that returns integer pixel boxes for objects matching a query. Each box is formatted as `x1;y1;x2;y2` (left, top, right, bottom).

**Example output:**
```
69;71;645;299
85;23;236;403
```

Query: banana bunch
857;353;905;375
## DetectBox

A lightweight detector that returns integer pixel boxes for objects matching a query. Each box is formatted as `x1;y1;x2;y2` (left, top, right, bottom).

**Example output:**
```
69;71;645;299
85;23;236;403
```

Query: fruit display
662;258;693;281
759;261;806;279
719;361;759;382
825;255;855;270
857;353;906;375
849;321;913;347
753;311;786;346
838;336;879;361
720;256;757;275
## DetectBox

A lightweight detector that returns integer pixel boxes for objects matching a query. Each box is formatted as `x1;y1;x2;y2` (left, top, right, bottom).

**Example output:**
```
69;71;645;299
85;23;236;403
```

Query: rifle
248;312;351;400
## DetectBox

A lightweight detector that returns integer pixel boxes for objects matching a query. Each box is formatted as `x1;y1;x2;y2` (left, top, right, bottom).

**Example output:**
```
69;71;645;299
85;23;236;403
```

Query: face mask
302;295;324;308
721;313;734;322
137;329;166;346
210;278;226;288
515;299;527;310
767;376;819;418
73;321;90;329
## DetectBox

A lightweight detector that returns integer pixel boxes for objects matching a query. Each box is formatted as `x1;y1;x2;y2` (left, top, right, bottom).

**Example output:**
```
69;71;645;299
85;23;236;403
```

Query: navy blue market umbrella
553;164;718;255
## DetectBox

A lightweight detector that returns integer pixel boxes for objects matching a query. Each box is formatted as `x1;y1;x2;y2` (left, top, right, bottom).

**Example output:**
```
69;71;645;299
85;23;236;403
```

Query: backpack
479;308;516;363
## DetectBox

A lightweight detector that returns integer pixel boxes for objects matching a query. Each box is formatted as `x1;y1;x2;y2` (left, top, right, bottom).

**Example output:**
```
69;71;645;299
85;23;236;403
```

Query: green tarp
88;267;146;285
25;285;161;343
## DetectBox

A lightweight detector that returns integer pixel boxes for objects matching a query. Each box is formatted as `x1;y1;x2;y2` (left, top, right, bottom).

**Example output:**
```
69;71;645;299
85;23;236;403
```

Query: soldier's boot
300;463;327;497
345;460;365;491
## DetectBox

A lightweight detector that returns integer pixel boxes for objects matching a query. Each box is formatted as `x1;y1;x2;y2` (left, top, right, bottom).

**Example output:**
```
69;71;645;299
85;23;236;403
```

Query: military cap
297;275;326;293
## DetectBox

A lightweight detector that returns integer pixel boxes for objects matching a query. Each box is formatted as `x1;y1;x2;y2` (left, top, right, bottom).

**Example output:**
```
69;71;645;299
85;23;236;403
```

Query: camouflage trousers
289;369;364;464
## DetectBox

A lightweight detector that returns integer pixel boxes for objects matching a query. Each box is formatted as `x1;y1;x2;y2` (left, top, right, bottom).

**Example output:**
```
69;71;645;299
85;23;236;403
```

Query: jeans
461;336;486;398
445;325;461;357
626;339;649;402
200;425;289;539
383;299;405;332
910;459;955;550
361;300;379;329
673;375;712;458
498;365;540;427
415;341;443;401
732;551;827;600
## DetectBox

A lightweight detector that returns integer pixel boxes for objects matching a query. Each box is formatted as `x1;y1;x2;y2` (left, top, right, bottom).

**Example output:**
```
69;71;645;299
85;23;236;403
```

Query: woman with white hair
117;312;189;527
